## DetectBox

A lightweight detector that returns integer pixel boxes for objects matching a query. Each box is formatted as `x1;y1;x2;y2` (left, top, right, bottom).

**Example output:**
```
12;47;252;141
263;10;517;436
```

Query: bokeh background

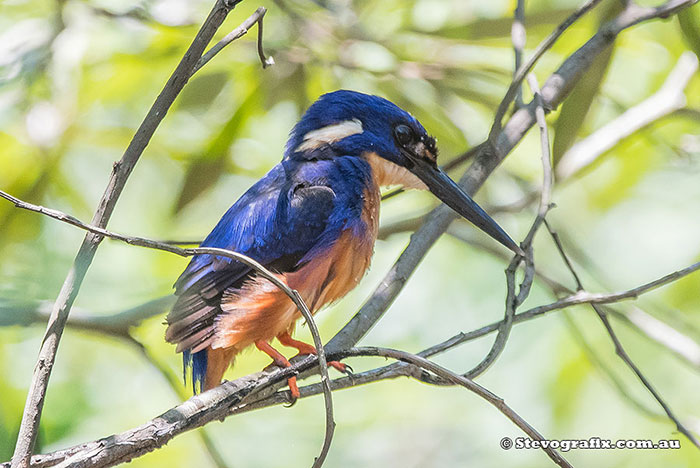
1;0;699;466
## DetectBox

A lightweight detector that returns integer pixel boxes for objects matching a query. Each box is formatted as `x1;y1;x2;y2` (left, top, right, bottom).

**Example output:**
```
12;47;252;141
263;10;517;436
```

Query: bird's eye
394;124;415;147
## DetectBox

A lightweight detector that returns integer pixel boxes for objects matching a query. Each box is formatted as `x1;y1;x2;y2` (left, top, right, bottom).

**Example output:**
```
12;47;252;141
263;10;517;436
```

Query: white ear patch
296;118;363;152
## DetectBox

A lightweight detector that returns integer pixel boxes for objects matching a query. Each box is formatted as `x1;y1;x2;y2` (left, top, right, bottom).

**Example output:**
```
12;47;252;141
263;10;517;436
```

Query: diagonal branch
8;1;265;466
0;188;336;468
489;0;605;141
327;0;700;356
192;6;274;74
544;222;700;448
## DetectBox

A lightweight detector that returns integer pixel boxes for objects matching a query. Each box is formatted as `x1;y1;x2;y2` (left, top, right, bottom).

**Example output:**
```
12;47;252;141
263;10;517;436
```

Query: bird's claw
328;360;354;378
283;375;301;408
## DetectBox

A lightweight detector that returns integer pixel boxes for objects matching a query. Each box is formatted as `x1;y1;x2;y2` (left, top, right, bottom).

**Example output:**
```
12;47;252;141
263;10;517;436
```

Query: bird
165;90;521;397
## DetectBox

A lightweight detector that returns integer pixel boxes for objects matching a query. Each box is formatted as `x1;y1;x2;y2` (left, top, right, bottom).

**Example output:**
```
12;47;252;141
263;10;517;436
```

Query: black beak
409;156;523;256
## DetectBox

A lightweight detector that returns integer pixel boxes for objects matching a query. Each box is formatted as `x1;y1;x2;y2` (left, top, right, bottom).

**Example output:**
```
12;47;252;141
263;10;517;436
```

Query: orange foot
278;332;353;375
255;340;300;400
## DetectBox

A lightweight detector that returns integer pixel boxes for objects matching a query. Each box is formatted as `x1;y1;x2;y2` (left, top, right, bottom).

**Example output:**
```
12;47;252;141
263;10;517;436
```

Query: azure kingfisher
166;90;521;397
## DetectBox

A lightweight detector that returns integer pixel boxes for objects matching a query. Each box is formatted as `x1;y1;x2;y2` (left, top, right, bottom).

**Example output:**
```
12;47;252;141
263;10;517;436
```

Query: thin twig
464;73;554;379
527;74;554;218
544;222;700;448
0;188;336;468
10;2;240;465
516;260;700;316
339;347;573;468
489;0;605;142
192;6;274;75
327;0;700;356
512;0;527;109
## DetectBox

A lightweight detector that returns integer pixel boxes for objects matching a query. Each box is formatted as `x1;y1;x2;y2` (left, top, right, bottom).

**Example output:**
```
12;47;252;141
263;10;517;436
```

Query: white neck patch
295;118;363;152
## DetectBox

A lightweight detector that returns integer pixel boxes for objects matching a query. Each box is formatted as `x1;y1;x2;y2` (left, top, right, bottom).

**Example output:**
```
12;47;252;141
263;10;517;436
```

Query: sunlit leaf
552;2;623;165
173;83;261;212
678;6;700;59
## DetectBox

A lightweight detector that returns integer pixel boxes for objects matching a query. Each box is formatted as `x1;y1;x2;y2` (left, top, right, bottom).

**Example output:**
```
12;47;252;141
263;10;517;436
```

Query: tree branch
465;72;555;379
511;0;527;108
0;187;336;468
327;0;700;356
8;2;262;466
489;0;605;141
192;6;274;74
544;222;700;448
2;345;574;468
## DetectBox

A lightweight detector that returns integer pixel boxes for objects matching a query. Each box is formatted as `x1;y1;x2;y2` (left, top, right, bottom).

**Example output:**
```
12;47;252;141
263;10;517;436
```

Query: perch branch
0;188;335;468
5;241;699;467
326;0;699;356
7;2;279;465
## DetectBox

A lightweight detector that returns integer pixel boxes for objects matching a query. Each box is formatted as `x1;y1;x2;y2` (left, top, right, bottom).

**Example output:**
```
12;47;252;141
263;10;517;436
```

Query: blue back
169;156;374;392
168;89;427;392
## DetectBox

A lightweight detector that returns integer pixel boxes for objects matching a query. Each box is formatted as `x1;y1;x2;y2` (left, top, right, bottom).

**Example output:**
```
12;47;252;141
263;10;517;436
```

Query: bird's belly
213;190;379;351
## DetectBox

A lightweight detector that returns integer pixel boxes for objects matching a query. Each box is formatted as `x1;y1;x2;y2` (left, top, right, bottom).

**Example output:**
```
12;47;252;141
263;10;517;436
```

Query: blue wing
165;162;337;356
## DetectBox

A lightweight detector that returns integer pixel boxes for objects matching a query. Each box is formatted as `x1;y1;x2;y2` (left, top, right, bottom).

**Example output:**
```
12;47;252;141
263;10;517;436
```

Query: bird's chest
288;181;380;310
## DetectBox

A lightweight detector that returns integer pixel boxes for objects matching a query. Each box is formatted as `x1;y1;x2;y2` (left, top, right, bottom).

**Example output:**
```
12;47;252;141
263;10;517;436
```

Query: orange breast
213;185;380;352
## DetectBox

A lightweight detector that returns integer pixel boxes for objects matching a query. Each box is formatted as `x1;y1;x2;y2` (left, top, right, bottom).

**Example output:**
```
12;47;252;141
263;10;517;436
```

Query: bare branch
544;223;700;448
489;0;605;141
4;345;574;468
0;188;336;468
192;6;274;75
466;73;555;379
326;0;700;356
7;236;699;467
523;260;700;317
9;2;244;465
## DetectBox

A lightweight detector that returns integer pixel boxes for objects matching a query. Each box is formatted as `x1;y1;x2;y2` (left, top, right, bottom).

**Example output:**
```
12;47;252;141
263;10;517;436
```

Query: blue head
285;90;435;167
286;90;521;254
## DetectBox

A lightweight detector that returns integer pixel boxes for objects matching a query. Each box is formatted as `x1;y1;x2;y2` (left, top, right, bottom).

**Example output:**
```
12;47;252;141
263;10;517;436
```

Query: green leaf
177;71;229;111
424;8;575;40
173;84;261;213
552;2;623;166
678;6;700;59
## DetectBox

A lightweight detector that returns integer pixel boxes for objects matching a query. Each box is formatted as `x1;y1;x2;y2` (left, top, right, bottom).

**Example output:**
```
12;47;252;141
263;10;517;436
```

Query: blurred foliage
1;0;699;467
